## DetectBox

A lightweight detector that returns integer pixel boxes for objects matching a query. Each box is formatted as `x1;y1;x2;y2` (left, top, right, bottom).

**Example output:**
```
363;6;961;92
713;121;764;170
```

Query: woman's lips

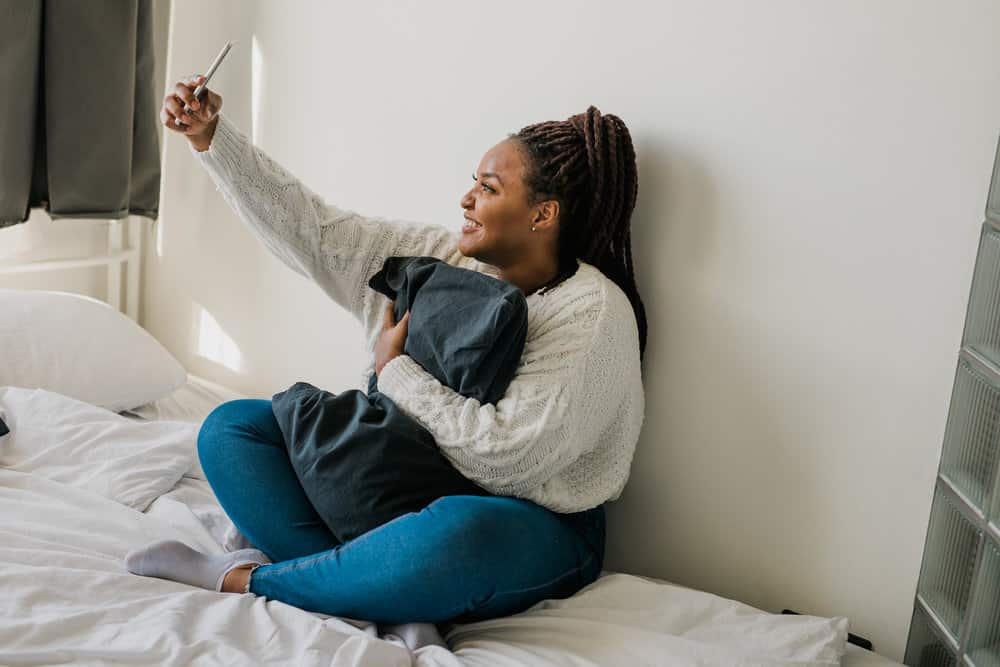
462;217;483;234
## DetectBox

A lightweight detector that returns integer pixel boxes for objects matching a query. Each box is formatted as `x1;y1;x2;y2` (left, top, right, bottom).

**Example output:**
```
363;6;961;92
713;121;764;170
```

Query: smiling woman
458;108;648;362
130;81;647;628
458;140;561;296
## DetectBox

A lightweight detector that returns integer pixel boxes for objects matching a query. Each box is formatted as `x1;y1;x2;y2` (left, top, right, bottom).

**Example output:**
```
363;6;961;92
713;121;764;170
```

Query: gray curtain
0;0;160;228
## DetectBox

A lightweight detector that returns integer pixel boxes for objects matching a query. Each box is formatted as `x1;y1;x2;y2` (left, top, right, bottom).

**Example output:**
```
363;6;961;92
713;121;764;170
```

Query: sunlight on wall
155;213;164;259
251;33;264;144
192;301;243;372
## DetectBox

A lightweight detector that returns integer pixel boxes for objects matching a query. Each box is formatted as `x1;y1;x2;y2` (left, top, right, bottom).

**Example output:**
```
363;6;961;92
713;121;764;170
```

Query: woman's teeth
463;220;482;232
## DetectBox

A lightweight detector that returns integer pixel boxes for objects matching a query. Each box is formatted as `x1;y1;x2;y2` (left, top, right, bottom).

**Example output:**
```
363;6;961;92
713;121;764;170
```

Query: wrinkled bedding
0;381;898;666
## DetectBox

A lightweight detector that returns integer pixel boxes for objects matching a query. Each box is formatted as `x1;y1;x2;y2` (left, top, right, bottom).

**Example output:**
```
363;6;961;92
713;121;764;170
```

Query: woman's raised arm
165;90;474;329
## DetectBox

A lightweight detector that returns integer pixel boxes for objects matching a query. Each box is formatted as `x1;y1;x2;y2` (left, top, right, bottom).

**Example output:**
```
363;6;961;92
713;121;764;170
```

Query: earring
531;226;536;232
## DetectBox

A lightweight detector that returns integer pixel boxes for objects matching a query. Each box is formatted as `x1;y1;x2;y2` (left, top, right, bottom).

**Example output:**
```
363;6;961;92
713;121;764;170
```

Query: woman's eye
472;174;494;193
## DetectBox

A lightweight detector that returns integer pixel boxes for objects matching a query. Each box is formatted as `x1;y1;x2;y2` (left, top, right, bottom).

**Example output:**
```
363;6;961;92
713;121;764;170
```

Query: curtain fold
0;0;160;228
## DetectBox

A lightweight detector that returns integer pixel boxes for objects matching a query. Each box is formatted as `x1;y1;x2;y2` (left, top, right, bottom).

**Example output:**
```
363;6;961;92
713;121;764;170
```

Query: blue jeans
197;398;605;624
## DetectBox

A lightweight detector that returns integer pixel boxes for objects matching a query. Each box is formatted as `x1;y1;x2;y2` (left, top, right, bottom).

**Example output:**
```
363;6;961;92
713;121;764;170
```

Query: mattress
0;374;904;666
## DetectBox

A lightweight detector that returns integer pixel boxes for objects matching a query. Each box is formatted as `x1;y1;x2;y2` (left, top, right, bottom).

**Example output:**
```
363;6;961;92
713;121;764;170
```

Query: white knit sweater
191;112;645;512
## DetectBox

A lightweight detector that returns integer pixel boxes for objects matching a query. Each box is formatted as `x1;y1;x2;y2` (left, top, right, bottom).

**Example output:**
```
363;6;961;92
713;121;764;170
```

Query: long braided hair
509;105;647;362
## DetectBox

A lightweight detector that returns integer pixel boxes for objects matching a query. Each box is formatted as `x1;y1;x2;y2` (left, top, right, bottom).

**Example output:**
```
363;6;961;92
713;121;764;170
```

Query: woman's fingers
160;77;204;133
174;77;203;109
383;301;396;328
160;76;222;135
165;95;193;125
199;88;222;119
160;107;186;132
181;77;220;120
161;98;191;134
382;302;410;330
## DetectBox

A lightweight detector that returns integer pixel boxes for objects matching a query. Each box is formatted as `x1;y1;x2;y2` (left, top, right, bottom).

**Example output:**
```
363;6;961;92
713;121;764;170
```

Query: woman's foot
124;539;270;592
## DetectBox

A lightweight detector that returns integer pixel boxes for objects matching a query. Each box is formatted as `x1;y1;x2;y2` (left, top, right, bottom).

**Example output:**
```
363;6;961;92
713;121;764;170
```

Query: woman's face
458;139;539;264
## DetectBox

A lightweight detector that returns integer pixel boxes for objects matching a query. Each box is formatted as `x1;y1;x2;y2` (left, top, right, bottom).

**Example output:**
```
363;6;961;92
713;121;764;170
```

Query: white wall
148;1;1000;660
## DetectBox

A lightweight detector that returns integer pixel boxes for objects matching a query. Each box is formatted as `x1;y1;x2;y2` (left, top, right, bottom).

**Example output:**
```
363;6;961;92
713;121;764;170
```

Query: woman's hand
375;301;411;376
161;75;223;152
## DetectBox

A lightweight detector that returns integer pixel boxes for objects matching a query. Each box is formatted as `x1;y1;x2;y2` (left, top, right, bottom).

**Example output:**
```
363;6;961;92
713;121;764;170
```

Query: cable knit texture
190;113;645;512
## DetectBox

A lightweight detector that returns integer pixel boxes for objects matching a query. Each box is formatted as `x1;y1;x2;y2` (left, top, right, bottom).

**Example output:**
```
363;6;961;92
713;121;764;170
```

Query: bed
0;369;904;666
0;280;905;665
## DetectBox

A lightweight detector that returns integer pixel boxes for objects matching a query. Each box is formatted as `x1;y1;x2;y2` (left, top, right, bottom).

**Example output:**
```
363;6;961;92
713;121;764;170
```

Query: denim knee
197;399;254;468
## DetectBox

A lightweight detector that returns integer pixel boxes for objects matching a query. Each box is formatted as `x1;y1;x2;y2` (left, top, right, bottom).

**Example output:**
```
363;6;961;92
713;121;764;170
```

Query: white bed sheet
0;375;903;666
119;372;251;424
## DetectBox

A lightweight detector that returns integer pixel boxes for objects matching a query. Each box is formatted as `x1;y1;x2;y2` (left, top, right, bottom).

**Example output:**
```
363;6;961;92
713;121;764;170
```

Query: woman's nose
460;189;475;209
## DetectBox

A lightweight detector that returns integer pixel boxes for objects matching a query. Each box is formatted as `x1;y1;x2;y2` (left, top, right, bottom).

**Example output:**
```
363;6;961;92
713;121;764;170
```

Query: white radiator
0;216;144;320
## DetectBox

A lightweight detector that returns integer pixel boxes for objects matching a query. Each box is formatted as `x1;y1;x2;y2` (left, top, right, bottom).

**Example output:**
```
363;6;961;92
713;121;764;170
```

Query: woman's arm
190;112;471;325
375;279;643;503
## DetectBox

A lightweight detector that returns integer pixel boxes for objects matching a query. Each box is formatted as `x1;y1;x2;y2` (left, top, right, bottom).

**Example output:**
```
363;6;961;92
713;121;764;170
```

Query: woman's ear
531;199;560;230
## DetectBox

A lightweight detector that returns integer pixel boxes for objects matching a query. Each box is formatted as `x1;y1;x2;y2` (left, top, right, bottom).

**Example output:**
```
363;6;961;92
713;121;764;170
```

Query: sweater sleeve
190;112;477;328
375;279;639;502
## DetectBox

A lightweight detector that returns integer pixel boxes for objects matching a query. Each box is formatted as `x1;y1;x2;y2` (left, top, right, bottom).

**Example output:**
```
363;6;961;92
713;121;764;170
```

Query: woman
125;75;647;626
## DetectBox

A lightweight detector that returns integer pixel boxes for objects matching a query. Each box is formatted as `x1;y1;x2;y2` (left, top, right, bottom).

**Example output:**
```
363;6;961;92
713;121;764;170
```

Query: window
905;135;1000;666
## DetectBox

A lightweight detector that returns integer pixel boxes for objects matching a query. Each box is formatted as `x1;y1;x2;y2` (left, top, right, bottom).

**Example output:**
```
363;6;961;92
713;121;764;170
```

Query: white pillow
0;288;187;412
446;572;848;665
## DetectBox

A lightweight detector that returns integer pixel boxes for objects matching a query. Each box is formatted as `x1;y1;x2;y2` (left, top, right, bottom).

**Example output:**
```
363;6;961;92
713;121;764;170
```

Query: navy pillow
272;257;528;543
272;381;490;543
367;256;528;404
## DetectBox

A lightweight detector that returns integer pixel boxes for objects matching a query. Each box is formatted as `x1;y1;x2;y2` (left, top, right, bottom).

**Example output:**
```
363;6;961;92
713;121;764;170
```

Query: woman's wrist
188;116;220;153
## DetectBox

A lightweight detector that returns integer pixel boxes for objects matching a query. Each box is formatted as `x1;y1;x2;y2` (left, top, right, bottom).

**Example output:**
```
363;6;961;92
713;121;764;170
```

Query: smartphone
183;40;235;115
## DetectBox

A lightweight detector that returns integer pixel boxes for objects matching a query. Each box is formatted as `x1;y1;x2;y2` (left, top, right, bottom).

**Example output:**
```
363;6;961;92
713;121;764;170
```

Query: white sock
381;622;449;650
124;539;271;592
